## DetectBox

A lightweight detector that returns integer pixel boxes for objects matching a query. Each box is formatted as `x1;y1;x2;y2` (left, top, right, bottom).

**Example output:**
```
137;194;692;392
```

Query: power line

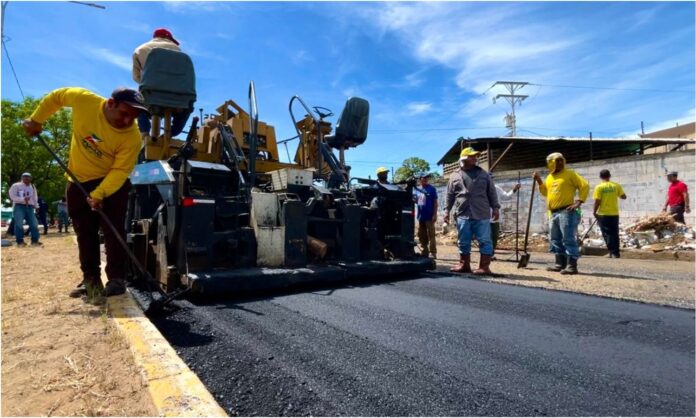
370;126;503;134
68;1;106;9
517;125;638;135
530;82;692;94
2;39;24;99
492;81;529;137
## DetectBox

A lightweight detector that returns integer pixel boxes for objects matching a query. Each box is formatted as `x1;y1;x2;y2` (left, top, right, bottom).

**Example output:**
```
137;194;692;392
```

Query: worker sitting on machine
132;28;196;149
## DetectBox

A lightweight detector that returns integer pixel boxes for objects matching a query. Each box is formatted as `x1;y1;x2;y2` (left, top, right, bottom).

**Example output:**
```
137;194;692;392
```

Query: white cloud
406;102;432;115
87;47;131;72
120;22;152;35
291;50;311;65
162;1;231;13
354;2;694;138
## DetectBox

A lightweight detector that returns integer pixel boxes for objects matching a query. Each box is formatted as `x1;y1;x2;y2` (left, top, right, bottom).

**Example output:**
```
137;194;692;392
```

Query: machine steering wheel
313;106;333;120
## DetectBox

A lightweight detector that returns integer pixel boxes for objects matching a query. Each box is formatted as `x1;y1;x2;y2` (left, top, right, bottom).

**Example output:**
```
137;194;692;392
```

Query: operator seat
139;48;196;116
325;97;369;149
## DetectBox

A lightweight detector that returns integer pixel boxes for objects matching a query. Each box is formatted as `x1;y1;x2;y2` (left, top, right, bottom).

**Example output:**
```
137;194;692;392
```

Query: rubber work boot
450;254;472;273
561;257;578;275
69;281;87;298
104;279;127;297
547;254;567;272
473;255;492;275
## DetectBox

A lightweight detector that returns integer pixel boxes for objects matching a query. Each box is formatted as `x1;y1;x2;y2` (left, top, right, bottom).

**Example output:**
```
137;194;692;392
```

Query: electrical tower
492;81;528;137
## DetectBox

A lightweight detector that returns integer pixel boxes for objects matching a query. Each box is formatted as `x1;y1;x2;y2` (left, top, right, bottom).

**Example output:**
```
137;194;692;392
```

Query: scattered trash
621;213;695;252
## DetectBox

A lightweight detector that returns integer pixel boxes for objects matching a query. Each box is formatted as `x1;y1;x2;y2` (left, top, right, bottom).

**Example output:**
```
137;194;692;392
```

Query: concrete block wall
435;150;695;234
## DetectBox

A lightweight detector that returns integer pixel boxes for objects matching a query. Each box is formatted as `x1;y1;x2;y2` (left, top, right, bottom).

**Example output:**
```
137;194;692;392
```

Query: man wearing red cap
132;28;189;141
132;28;181;84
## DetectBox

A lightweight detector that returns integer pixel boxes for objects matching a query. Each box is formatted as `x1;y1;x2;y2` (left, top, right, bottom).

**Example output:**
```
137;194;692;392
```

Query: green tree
395;156;446;183
1;97;72;219
428;171;445;185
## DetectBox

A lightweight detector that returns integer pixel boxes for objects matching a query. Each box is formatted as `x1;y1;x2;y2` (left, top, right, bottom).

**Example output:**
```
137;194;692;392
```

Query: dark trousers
490;222;500;254
597;215;620;256
38;212;48;234
669;205;685;224
67;179;130;284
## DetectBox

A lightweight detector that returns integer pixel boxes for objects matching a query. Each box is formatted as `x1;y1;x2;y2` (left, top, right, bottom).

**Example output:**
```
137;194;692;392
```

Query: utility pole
492;81;528;137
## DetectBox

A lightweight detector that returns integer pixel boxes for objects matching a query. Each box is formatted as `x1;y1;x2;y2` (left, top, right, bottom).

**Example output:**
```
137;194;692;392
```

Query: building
640;122;695;154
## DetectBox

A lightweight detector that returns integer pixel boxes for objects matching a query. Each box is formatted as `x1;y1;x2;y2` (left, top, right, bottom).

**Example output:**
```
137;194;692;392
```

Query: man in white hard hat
443;147;499;275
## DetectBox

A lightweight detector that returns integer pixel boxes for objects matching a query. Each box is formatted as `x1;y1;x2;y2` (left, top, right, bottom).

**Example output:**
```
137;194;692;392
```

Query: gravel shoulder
1;232;156;416
437;244;695;309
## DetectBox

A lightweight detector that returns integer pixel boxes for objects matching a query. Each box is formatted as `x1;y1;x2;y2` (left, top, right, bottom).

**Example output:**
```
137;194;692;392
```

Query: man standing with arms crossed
593;169;626;258
23;87;147;298
443;147;499;275
533;152;589;275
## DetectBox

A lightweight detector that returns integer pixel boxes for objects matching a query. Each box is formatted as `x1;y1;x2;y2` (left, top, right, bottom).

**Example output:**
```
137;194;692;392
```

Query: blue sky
2;1;694;179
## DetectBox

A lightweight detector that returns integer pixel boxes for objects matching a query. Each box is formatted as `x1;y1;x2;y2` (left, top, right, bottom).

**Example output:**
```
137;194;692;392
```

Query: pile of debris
619;214;696;252
624;212;677;234
496;231;549;250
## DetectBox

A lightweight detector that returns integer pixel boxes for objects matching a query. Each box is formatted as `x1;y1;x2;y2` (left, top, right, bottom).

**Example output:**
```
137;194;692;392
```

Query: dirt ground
1;232;156;416
437;244;695;309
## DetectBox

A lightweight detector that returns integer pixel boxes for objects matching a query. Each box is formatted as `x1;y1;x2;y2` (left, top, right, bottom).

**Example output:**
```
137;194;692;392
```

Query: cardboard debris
625;213;677;234
433;213;695;253
621;213;694;251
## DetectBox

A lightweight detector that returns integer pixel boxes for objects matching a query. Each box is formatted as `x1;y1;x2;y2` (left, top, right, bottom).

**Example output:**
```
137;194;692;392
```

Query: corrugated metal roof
437;136;694;166
464;136;694;144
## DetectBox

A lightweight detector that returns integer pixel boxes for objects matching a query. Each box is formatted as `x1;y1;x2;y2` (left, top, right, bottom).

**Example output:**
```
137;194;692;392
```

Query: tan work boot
450;254;472;273
473;255;492;275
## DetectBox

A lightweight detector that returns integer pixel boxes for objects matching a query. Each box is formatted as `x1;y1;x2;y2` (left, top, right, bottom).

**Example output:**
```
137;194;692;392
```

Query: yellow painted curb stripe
103;289;227;417
71;233;227;416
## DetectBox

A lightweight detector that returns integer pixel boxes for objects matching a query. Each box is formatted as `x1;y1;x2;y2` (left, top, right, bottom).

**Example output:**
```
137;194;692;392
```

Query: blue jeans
456;217;493;256
138;110;191;137
13;204;40;244
549;209;580;259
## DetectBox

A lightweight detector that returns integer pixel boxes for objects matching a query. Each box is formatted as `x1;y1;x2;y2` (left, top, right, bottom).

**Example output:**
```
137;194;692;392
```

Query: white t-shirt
491;185;515;224
9;182;39;208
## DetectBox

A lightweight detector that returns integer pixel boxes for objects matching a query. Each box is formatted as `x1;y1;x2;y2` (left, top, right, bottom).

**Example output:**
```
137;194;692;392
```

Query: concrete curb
102;286;227;417
76;236;226;416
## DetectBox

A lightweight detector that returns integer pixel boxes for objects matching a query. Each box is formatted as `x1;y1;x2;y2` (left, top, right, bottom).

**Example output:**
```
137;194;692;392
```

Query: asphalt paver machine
126;50;433;299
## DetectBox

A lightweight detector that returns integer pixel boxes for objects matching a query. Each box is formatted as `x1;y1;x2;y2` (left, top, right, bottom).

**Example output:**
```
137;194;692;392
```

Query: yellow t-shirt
539;168;589;210
593;181;625;216
30;87;141;200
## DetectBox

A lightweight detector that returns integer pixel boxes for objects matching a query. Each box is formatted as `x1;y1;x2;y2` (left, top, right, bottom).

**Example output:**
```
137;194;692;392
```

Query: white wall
436;150;695;233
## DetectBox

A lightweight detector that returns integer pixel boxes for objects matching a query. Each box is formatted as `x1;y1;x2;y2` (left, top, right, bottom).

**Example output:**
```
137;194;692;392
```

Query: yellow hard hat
459;147;481;159
376;167;389;175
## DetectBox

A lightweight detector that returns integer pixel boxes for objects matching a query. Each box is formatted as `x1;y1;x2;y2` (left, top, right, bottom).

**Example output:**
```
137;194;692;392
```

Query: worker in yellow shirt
533;152;589;274
593;169;626;258
23;87;147;299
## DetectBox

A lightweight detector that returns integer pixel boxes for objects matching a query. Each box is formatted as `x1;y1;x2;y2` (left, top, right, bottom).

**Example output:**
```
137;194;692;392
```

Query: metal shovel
517;180;536;268
32;134;181;313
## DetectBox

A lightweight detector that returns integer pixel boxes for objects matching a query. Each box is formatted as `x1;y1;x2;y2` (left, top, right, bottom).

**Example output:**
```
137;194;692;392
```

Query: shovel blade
517;253;531;268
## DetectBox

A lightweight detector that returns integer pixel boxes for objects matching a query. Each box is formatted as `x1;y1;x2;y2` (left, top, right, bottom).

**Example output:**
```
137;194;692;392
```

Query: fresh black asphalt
150;274;695;416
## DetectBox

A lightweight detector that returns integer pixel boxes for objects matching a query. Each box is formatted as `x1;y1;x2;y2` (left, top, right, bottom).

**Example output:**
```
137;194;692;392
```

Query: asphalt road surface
152;275;695;416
